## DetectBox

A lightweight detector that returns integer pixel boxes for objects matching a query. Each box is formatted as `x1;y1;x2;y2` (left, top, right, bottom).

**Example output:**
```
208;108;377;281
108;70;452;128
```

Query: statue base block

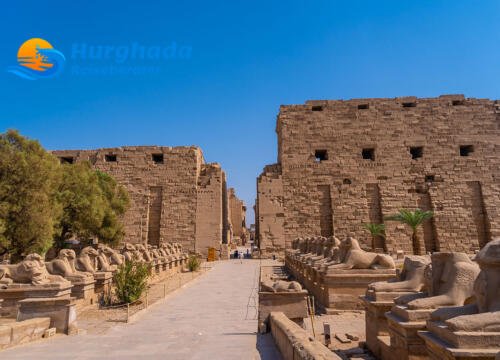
68;278;95;305
361;291;418;358
385;305;433;360
0;282;72;318
94;272;112;296
419;328;499;360
258;290;309;333
17;297;77;335
320;269;397;310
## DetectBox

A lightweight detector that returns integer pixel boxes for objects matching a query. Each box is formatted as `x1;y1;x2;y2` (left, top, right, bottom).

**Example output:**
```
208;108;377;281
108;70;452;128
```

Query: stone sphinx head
473;238;500;312
97;245;114;260
58;249;77;262
80;246;99;258
16;254;47;284
407;252;480;310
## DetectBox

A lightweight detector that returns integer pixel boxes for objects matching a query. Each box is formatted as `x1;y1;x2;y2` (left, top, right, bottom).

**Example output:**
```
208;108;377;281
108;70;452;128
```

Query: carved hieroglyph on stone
419;239;500;359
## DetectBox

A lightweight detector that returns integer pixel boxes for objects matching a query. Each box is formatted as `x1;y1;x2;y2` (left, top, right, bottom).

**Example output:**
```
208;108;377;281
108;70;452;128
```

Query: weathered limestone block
0;317;51;350
419;239;500;360
269;312;341;360
384;252;480;360
17;297;77;335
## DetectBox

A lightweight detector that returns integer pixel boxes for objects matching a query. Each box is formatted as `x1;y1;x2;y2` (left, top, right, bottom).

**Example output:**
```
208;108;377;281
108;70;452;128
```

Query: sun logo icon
7;38;65;80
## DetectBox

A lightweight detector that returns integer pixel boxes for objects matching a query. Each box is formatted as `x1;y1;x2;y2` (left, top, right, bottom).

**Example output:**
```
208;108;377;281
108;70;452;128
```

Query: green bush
113;260;150;304
187;255;201;272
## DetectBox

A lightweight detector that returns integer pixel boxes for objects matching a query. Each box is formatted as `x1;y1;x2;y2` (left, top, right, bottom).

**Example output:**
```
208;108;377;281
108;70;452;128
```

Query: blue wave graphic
7;48;65;80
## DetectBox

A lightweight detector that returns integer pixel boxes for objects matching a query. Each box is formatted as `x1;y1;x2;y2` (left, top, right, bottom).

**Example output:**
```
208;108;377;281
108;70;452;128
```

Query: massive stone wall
256;164;285;255
52;146;230;257
258;95;499;255
228;188;247;242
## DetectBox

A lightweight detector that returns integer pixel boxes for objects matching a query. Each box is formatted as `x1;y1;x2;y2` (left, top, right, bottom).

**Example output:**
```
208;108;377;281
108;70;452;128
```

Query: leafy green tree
55;162;105;249
55;164;129;249
385;209;433;255
362;223;386;250
0;130;62;262
94;170;129;246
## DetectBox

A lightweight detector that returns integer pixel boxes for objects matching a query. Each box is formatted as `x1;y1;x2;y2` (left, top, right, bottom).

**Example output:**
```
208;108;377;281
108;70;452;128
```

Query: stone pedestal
17;297;77;335
319;269;397;310
385;305;433;360
0;282;72;318
361;289;418;358
418;321;500;360
93;272;112;297
258;290;309;333
67;277;95;305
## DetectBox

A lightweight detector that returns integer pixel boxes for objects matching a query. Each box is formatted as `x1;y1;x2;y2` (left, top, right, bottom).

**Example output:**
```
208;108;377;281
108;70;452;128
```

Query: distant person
234;250;238;259
246;249;250;259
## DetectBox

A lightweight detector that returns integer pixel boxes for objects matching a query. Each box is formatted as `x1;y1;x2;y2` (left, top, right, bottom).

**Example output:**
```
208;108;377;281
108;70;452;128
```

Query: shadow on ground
256;333;283;360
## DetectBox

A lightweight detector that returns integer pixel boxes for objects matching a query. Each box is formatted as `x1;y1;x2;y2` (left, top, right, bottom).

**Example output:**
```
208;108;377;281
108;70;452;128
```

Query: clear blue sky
2;1;499;224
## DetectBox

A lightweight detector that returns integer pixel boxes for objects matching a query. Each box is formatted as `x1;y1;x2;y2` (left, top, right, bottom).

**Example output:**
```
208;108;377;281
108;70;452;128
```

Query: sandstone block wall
53;146;230;257
228;188;247;242
256;164;285;255
258;95;499;254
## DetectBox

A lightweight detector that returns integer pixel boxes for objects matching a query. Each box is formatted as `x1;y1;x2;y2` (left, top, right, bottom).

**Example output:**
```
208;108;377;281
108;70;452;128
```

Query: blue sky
1;1;499;224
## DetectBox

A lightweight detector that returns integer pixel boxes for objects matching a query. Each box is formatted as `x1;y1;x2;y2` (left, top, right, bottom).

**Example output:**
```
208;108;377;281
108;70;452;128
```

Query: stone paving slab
0;260;282;360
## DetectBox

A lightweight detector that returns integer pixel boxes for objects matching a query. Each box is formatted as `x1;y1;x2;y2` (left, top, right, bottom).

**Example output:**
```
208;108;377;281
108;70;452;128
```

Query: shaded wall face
257;165;285;254
195;164;224;257
276;96;499;253
228;192;246;238
53;146;203;251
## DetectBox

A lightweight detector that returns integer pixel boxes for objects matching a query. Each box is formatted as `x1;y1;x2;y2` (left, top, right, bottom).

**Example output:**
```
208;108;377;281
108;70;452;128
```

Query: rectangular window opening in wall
362;148;375;161
402;102;417;108
452;100;465;106
311;105;323;111
358;104;369;110
460;145;474;157
105;154;117;162
410;146;423;159
425;175;435;183
315;150;328;162
152;153;164;164
60;156;74;164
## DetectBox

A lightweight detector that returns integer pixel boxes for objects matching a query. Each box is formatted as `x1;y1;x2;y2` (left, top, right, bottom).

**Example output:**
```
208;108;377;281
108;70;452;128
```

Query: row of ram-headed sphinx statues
0;242;188;288
287;235;500;358
288;235;396;272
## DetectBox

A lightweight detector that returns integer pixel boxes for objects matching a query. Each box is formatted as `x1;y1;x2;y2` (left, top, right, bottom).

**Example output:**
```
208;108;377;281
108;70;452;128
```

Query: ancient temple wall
195;163;224;256
228;188;247;239
52;146;228;255
259;95;499;254
256;164;285;255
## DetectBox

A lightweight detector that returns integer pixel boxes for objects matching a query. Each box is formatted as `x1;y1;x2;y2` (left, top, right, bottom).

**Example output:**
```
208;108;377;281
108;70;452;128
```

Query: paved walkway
2;260;281;360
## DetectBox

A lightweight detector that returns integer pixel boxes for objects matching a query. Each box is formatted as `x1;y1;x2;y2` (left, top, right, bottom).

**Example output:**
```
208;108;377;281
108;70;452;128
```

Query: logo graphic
8;38;65;80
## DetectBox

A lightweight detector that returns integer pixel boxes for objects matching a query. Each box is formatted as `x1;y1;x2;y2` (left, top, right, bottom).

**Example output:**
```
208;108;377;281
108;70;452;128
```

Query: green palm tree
362;223;386;250
385;209;433;255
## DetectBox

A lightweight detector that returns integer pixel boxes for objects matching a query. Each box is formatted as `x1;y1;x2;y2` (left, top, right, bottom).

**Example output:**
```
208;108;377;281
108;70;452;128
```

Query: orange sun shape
17;38;54;71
